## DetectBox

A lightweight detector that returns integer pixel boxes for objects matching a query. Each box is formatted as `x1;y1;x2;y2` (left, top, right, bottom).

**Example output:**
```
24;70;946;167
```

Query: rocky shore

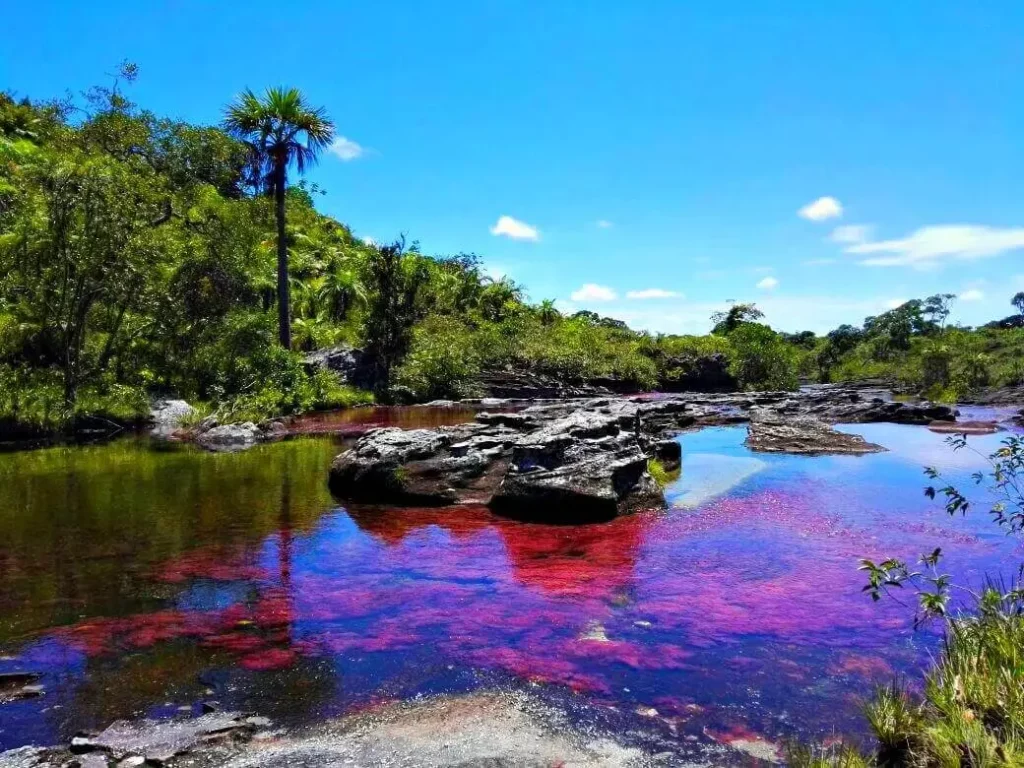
328;386;956;522
0;691;658;768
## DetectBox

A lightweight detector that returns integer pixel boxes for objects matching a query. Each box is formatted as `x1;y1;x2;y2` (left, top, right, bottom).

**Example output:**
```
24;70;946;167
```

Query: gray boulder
328;427;506;505
196;422;263;453
149;399;195;437
491;433;662;523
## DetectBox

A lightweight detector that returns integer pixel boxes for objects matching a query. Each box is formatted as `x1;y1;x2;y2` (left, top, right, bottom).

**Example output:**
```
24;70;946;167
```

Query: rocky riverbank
328;386;956;522
0;691;661;768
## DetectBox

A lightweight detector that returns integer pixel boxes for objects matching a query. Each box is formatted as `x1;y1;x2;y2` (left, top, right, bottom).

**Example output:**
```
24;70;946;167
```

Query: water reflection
0;420;1020;751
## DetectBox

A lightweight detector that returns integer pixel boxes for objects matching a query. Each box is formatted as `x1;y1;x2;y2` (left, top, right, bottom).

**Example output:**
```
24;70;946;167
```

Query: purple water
0;413;1020;755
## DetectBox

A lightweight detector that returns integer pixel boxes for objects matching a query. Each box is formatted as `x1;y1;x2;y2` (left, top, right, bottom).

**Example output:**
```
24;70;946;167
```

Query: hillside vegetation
2;71;1022;434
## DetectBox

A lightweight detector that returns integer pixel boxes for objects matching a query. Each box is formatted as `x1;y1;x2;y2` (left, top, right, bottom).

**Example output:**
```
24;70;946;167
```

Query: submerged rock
746;414;887;455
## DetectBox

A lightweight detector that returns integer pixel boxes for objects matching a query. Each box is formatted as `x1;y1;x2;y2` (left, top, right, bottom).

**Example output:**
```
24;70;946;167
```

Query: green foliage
727;323;799;390
1012;292;1024;317
393;316;482;401
8;71;1024;439
711;302;764;335
647;458;679;487
363;239;431;397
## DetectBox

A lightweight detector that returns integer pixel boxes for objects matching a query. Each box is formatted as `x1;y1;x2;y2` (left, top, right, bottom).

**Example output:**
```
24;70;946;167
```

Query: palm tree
223;88;334;348
538;299;560;326
319;267;366;322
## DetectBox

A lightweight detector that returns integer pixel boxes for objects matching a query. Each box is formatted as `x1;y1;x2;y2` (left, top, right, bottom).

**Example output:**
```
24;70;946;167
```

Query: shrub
727;323;798;391
392;316;482;401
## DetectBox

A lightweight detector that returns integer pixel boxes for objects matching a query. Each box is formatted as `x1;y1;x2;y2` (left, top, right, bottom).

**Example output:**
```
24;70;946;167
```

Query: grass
647;458;680;487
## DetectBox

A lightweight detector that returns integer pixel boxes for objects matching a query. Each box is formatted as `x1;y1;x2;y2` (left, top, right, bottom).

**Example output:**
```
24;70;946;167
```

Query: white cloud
959;289;985;302
570;283;617;302
804;258;838;266
885;298;908;309
329;136;365;161
830;224;872;244
798;196;843;221
757;276;780;290
490;215;540;242
847;225;1024;268
362;236;376;247
625;288;681;300
596;219;614;229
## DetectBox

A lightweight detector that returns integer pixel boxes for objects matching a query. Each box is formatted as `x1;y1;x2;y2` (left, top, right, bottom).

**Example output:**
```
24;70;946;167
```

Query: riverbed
0;408;1020;758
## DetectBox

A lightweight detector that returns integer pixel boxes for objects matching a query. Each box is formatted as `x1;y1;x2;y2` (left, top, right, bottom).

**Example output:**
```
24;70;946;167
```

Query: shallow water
0;413;1021;753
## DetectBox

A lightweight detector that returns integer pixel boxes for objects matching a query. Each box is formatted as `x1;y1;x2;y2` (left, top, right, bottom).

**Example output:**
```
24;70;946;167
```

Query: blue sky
4;1;1024;334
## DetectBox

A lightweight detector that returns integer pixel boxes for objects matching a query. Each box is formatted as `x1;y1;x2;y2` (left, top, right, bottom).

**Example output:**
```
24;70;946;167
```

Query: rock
959;384;1024;406
0;671;40;687
474;412;536;430
746;414;887;455
326;385;967;522
928;420;1001;435
329;428;464;505
148;400;195;437
70;755;110;768
302;346;377;390
82;712;257;763
0;671;43;703
479;397;511;407
491;432;663;523
0;747;50;768
422;399;457;407
647;439;682;471
196;423;262;453
805;394;955;425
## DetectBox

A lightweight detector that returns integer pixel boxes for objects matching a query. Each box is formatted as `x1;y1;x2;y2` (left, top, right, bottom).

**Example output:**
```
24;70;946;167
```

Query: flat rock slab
76;712;255;763
746;416;887;455
927;420;1002;435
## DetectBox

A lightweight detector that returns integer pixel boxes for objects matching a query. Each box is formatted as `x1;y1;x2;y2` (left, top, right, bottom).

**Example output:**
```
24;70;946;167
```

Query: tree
538;299;560;326
711;303;764;335
223;88;334;349
922;293;956;331
363;239;430;396
1013;291;1024;317
727;323;798;391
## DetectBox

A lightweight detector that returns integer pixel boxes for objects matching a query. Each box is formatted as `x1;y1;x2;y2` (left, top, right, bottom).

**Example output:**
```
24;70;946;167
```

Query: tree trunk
274;161;290;349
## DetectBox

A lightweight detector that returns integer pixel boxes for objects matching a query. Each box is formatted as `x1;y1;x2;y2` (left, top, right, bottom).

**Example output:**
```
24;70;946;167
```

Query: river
0;407;1020;756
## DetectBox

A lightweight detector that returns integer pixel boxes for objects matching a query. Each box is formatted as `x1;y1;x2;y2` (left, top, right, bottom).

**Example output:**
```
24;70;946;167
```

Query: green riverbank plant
794;435;1024;767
